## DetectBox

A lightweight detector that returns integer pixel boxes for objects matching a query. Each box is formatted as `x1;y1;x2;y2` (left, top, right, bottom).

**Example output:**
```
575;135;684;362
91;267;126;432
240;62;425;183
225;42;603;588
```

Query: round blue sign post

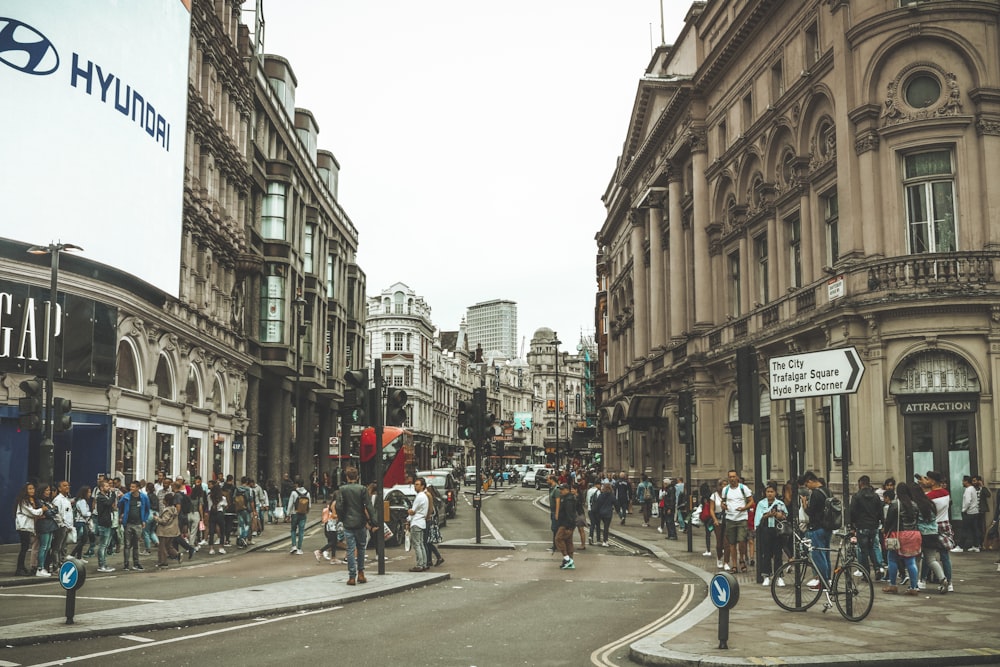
709;572;739;649
59;557;87;624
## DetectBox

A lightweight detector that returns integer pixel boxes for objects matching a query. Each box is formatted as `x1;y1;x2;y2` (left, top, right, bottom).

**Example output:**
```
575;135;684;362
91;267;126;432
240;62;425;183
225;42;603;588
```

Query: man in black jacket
335;466;377;586
800;471;830;589
849;475;884;578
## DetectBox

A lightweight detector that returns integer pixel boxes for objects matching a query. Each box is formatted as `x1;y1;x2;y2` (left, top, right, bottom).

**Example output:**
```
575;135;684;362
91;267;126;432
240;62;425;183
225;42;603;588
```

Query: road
0;486;700;666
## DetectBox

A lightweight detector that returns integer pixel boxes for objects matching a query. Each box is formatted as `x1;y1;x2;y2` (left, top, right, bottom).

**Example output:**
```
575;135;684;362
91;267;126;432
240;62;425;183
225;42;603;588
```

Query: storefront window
188;436;201;480
156;432;174;477
114;428;136;482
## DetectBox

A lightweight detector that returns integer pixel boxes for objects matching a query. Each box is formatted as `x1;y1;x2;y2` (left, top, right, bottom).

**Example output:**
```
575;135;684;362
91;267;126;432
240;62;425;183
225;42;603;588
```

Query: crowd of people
11;471;293;577
533;464;998;593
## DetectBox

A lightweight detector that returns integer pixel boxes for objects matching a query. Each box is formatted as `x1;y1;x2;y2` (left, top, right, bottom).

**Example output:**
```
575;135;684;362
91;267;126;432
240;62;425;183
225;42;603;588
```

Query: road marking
0;594;162;603
0;660;22;666
119;635;153;643
25;606;342;666
589;583;696;667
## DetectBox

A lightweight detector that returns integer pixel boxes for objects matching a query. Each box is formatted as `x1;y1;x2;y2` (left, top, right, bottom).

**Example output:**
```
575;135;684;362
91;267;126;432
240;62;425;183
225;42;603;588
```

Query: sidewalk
606;515;1000;666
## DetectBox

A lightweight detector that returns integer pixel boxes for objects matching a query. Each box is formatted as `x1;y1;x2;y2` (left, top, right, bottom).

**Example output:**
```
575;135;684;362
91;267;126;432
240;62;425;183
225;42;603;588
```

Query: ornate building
596;0;1000;513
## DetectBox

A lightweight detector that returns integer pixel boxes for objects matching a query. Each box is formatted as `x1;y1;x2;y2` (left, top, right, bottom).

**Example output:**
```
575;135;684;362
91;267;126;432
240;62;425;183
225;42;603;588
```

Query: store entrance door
904;408;977;521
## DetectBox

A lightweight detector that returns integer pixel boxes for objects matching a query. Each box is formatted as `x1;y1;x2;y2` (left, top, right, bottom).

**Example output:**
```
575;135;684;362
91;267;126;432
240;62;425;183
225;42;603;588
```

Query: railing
866;252;995;291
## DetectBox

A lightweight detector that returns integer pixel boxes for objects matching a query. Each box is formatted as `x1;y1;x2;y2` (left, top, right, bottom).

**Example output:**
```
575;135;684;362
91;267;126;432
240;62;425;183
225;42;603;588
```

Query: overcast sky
257;1;690;355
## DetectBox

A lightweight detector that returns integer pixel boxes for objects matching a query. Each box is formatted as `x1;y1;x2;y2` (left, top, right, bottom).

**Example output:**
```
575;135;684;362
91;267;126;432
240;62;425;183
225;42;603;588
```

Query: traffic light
483;410;496;442
457;400;473;440
344;369;369;425
18;379;42;431
677;390;693;446
386;388;408;427
53;398;72;432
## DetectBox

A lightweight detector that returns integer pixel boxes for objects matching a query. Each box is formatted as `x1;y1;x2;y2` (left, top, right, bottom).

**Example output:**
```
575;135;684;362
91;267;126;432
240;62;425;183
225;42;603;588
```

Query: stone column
630;209;649;359
767;216;779;302
668;173;687;339
799;188;814;282
692;139;712;326
648;195;666;349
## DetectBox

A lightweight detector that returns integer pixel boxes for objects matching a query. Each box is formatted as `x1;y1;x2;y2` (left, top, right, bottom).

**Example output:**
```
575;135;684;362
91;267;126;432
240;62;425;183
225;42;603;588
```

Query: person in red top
918;470;955;592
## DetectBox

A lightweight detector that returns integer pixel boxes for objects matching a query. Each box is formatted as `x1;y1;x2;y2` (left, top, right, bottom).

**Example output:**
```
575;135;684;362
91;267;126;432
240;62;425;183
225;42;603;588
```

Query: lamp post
552;333;561;469
292;294;307;478
27;242;82;485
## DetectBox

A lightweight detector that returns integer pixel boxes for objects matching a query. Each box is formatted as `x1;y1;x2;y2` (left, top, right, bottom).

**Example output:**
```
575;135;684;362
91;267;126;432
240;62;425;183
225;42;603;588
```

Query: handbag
65;526;78;544
428;521;443;544
885;500;901;551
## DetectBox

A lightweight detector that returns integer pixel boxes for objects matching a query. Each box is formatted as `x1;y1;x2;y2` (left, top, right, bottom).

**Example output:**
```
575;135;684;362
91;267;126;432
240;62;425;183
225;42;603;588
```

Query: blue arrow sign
59;561;79;591
710;574;730;608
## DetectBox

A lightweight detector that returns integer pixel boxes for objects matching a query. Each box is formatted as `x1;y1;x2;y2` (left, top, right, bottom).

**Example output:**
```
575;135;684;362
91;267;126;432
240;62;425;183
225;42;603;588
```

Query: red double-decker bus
359;426;414;487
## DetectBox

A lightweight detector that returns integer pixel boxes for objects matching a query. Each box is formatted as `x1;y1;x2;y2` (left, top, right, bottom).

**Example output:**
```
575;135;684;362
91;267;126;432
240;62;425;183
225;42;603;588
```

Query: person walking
849;475;885;578
118;480;149;571
586;481;601;546
675;477;688;533
659;479;678;539
594;483;615;547
708;479;728;569
154;492;181;568
721;470;755;573
614;473;632;525
698;482;715;557
335;466;377;585
51;480;74;568
206;483;228;555
553;484;577;569
34;484;59;577
406;477;430;572
754;483;787;586
636;474;654;527
316;496;341;563
70;486;93;560
424;484;445;567
92;479;116;572
882;482;922;595
13;482;43;576
286;479;311;555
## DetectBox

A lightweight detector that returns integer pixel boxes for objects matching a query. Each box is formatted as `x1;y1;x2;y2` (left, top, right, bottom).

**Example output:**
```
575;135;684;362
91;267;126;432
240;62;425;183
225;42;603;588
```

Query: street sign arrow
768;346;866;400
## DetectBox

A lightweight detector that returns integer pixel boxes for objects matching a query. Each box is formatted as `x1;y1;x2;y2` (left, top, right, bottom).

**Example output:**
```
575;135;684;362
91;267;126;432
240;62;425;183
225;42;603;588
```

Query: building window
771;58;784;101
303;224;314;274
805;21;819;69
742;91;753;132
904;73;941;109
755;233;769;305
404;366;412;386
394;291;404;314
261;182;286;240
394;332;404;351
326;253;334;298
718;119;728;153
259;273;285;343
787;214;802;288
904;150;956;253
728;250;741;317
384;332;391;351
821;189;839;266
406;333;412;351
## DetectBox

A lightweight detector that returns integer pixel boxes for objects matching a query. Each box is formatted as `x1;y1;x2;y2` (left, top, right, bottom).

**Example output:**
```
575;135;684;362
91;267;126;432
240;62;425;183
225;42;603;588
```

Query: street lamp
292;294;307;478
552;333;561;469
27;242;83;485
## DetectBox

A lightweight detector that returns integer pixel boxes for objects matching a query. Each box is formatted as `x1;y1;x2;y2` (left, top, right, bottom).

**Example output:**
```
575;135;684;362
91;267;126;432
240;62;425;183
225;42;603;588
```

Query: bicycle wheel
832;564;874;622
771;560;823;611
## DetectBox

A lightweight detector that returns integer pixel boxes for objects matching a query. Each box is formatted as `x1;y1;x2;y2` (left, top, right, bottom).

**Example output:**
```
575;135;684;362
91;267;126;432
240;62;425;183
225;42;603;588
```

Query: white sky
257;1;691;355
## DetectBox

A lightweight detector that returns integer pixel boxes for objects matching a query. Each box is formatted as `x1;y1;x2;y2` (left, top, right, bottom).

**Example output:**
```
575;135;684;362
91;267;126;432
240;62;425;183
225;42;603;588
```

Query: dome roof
531;327;556;343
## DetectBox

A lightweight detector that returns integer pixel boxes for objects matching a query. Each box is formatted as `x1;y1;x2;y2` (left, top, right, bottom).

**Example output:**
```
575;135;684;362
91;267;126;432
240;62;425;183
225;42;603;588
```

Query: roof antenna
659;0;666;46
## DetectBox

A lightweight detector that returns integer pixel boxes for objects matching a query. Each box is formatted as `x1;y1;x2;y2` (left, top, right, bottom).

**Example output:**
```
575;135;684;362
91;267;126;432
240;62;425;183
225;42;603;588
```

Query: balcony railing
866;252;995;291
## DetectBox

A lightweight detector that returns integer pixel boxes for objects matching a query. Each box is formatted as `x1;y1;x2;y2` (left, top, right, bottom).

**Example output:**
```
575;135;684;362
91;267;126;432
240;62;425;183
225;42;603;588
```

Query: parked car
418;470;459;518
523;468;548;488
386;483;448;529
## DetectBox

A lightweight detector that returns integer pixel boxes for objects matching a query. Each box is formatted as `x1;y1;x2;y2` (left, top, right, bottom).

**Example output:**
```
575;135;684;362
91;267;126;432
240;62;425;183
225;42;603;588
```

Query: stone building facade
596;0;1000;512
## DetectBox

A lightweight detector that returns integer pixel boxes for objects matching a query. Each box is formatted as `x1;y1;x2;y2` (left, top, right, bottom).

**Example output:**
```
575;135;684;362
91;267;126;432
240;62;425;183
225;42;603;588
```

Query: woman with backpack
698;482;714;557
206;483;228;555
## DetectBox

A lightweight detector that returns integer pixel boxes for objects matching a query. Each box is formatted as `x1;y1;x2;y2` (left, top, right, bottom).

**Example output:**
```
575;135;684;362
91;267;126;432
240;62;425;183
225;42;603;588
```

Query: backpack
295;493;310;515
234;488;249;512
179;492;193;515
699;500;712;522
819;487;843;531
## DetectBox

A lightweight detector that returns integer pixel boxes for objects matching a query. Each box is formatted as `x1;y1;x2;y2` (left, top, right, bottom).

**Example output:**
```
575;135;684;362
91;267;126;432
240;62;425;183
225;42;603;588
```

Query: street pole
27;242;82;484
553;333;560;469
293;296;306;478
373;359;386;574
686;400;695;554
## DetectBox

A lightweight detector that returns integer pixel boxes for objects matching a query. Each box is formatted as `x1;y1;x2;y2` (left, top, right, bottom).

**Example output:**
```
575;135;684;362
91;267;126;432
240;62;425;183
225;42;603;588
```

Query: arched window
154;354;174;400
394;291;405;314
186;364;203;407
213;375;226;413
115;339;141;391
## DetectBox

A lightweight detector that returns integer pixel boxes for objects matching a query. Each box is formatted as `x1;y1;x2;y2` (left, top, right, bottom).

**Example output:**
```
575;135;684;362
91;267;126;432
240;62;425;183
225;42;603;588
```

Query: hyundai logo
0;17;59;76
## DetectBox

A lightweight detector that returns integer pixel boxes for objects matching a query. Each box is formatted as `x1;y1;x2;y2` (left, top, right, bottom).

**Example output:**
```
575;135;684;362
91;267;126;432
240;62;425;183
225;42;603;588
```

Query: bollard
58;557;88;624
709;572;740;649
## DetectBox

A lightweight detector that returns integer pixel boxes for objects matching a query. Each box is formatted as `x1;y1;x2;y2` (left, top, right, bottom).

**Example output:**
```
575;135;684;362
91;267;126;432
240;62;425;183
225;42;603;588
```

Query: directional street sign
768;346;865;400
59;559;85;591
710;572;739;609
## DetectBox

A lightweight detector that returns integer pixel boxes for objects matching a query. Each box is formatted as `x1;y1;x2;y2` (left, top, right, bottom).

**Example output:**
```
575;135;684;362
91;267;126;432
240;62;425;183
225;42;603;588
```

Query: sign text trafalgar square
769;346;865;400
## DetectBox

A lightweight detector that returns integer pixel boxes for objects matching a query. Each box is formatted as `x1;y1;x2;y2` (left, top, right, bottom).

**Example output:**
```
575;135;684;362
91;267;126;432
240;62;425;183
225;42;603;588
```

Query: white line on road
0;594;162;603
118;635;153;643
25;606;343;667
589;583;696;667
0;660;22;666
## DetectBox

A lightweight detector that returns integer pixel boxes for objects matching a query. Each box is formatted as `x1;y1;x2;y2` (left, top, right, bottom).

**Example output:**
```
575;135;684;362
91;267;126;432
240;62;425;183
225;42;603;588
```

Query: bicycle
769;525;874;622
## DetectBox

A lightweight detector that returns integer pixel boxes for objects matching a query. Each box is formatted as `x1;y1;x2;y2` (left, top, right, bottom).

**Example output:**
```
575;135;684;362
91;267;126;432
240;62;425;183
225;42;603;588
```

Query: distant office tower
466;299;518;359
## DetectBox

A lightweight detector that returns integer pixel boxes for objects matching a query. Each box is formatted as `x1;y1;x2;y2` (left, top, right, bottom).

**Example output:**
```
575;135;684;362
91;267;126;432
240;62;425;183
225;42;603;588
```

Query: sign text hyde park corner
768;347;865;400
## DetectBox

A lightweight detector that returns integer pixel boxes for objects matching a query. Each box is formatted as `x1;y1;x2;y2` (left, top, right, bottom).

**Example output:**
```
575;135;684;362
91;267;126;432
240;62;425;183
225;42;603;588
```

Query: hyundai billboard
0;1;191;297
